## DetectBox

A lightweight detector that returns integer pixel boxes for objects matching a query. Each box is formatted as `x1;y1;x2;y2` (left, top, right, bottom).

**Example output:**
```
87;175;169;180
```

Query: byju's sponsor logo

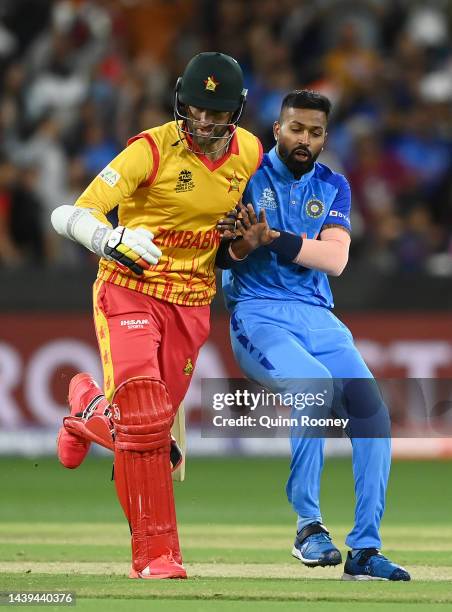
329;210;350;224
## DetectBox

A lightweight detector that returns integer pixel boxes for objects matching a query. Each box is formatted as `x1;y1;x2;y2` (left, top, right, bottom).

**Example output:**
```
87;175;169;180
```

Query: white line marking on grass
0;562;451;581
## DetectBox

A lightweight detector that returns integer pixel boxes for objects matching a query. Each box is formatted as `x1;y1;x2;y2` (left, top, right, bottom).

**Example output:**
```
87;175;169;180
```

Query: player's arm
261;218;350;277
230;204;350;276
219;202;350;276
51;139;161;274
294;175;352;276
291;225;350;276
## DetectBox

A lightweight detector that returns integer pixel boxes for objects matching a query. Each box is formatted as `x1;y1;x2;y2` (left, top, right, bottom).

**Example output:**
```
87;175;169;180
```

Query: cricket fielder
217;90;410;581
51;52;262;579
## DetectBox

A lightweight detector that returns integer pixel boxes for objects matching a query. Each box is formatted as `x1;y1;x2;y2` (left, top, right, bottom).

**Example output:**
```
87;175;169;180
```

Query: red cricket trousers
93;279;210;410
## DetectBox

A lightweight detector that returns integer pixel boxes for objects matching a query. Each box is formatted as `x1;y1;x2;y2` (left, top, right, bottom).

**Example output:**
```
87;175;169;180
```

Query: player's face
274;107;327;176
186;106;233;151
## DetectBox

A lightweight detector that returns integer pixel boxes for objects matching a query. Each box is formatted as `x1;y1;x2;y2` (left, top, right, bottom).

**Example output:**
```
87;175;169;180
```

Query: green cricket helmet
177;52;246;112
174;52;247;150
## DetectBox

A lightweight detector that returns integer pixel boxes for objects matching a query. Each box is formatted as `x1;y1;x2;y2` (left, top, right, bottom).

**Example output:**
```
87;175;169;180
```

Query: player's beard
278;143;320;178
186;119;230;154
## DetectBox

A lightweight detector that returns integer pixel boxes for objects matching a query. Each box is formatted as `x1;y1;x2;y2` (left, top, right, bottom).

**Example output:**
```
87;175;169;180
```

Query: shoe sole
342;572;388;581
129;567;187;579
292;546;342;567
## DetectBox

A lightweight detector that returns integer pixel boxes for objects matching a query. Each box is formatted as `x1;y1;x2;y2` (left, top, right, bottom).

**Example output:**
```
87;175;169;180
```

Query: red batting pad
112;377;182;571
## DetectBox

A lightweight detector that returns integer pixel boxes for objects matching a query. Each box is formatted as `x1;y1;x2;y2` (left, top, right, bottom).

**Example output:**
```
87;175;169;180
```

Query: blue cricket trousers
229;299;391;549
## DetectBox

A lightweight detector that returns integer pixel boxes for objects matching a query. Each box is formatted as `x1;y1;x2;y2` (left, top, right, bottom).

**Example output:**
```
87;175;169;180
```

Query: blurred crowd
0;0;451;274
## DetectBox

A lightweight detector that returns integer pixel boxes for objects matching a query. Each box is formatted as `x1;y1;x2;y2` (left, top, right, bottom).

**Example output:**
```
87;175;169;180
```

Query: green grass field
0;456;451;611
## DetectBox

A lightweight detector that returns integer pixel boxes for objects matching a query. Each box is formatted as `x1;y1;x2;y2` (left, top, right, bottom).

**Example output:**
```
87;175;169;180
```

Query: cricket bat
171;402;186;481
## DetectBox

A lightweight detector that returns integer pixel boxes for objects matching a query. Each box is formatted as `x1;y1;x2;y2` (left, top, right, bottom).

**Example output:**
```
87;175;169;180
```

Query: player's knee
343;378;384;418
343;379;391;437
114;362;161;389
112;377;173;452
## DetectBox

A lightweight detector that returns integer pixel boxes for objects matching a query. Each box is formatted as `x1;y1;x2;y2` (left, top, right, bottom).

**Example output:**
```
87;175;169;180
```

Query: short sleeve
322;174;351;232
74;138;153;216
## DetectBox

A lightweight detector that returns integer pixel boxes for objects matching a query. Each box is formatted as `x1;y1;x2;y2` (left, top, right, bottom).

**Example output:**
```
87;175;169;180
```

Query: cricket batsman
50;52;262;579
216;90;410;581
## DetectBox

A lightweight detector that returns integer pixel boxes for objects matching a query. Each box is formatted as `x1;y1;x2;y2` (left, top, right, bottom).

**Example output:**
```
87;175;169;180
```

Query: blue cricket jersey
222;147;352;310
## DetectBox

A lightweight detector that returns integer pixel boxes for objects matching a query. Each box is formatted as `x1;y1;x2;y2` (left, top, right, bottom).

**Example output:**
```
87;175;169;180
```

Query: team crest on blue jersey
306;198;324;218
258;187;278;210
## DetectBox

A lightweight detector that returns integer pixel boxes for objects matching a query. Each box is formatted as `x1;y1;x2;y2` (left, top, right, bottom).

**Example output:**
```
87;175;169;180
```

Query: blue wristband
266;231;303;262
215;240;245;269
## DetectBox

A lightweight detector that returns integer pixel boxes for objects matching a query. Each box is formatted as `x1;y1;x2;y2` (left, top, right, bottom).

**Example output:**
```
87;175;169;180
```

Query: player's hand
216;207;239;240
236;203;280;249
102;226;162;275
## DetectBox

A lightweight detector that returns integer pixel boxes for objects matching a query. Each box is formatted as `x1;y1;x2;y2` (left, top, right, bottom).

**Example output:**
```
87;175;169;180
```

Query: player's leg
56;278;120;467
59;281;185;572
92;282;188;573
230;305;341;567
304;307;391;548
112;376;186;579
89;279;186;471
57;279;161;468
157;301;211;482
59;369;183;473
305;307;409;579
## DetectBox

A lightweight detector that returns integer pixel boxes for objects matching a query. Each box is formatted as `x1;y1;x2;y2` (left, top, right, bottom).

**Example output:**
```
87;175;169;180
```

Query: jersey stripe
93;280;115;401
127;132;160;187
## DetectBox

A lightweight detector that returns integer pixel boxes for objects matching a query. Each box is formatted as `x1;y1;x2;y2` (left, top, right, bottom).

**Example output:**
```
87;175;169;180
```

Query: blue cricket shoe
342;548;411;581
292;522;342;567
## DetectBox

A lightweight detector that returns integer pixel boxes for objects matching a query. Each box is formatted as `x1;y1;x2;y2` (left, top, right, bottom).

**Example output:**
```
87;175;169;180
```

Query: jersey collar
268;146;316;184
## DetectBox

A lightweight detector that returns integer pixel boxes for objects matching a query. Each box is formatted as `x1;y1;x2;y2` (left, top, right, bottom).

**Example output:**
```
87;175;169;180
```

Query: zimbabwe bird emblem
183;358;194;375
204;75;219;92
227;171;243;193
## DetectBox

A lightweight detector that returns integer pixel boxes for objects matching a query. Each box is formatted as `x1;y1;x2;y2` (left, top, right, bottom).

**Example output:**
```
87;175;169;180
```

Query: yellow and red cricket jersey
75;121;262;306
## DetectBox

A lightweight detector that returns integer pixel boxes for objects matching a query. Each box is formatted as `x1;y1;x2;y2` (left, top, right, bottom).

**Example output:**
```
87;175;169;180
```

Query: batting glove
103;226;162;275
